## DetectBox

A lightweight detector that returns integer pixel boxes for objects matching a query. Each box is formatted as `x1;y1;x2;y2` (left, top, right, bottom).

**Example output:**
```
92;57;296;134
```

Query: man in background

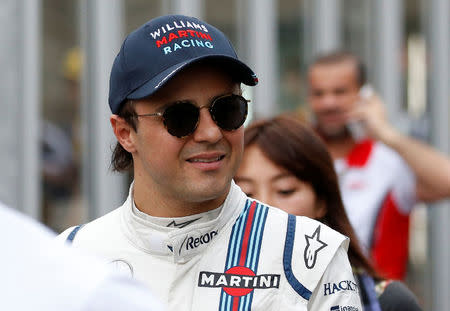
307;51;450;279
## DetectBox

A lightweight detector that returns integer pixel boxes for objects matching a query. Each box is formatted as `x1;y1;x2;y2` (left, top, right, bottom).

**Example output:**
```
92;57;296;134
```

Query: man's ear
110;115;136;153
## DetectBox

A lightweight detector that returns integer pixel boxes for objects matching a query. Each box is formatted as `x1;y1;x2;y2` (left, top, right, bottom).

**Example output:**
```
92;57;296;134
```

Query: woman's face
235;145;326;219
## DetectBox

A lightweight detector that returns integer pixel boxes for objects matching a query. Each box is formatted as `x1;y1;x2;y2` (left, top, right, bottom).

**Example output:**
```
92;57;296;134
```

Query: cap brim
127;55;257;101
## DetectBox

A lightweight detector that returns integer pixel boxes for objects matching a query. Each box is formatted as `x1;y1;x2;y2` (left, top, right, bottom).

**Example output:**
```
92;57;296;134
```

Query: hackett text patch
324;280;359;296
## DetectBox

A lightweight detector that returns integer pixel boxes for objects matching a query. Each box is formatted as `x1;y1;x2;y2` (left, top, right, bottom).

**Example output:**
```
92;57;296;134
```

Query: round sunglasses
136;94;249;138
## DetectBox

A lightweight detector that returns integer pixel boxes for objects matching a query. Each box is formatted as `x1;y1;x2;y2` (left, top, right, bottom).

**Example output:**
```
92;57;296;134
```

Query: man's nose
320;94;338;108
255;190;272;207
192;107;223;143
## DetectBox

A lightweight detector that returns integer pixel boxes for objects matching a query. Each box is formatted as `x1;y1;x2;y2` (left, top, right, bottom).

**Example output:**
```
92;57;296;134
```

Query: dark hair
111;100;137;172
310;51;367;87
244;114;377;276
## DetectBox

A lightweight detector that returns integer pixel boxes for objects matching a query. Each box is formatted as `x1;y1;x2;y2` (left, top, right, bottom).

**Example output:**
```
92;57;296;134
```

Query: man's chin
317;125;350;140
182;179;231;203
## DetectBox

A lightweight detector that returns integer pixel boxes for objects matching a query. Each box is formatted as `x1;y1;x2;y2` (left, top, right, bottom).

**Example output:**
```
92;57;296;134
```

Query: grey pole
373;0;404;120
0;0;17;208
245;0;278;119
80;0;126;220
0;0;41;218
235;0;246;59
311;0;342;55
160;0;170;15
19;0;41;219
168;0;204;19
428;0;450;309
301;0;313;65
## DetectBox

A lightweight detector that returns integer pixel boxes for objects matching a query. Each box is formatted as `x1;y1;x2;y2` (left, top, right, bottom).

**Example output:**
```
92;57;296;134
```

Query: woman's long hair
243;114;377;276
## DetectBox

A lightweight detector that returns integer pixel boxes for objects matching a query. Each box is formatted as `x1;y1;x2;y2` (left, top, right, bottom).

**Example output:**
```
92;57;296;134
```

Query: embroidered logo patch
331;305;360;311
304;226;327;269
198;266;280;297
110;259;134;277
166;217;201;228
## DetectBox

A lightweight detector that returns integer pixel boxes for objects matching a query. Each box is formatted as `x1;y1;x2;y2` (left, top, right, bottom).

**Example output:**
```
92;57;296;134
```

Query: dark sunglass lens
163;102;199;137
211;95;248;131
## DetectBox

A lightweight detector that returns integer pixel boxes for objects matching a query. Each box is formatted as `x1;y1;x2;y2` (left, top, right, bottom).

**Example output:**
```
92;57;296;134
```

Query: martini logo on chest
198;266;280;296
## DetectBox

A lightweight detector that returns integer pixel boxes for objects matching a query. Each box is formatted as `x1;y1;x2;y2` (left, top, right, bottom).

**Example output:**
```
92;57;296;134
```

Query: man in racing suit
58;15;362;310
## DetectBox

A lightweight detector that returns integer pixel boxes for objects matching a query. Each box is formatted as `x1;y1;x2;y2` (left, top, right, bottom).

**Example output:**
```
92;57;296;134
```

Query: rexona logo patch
330;305;359;311
198;266;280;297
179;230;217;255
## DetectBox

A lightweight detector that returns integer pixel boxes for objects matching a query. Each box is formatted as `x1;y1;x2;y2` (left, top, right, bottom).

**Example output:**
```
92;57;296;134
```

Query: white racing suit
58;182;362;311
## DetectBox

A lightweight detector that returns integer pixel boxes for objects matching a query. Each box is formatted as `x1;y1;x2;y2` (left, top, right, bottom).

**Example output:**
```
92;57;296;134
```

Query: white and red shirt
334;139;416;279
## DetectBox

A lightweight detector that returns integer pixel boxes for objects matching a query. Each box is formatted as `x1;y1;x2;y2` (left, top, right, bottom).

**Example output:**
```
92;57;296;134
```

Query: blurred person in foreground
0;201;163;311
235;114;423;311
57;14;361;310
306;51;450;279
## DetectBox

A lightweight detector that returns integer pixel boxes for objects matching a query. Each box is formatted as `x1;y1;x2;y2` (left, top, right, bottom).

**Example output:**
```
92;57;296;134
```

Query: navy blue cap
109;14;258;114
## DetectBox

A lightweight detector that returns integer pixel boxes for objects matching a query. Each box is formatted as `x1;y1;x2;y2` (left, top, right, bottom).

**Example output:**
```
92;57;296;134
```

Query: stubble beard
317;122;351;142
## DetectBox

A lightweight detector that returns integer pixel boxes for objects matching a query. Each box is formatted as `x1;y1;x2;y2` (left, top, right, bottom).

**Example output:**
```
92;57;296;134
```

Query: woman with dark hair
235;114;422;311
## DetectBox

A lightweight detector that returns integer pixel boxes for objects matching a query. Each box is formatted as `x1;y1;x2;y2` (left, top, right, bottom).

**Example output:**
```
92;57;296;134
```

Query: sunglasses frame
135;94;250;138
